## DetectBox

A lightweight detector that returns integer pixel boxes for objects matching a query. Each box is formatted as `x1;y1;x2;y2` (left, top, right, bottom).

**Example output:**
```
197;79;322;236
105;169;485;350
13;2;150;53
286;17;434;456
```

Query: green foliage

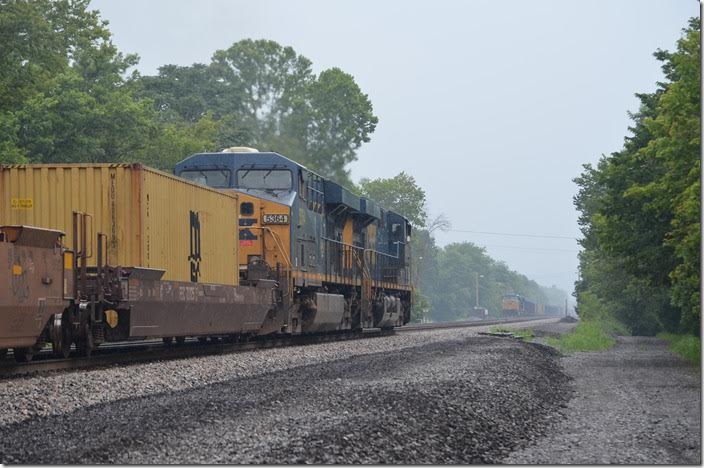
0;0;214;166
137;113;221;171
574;18;700;335
546;320;619;353
16;68;157;163
411;288;431;323
134;40;377;185
0;6;377;183
305;68;378;183
358;172;428;227
657;332;701;365
427;242;558;322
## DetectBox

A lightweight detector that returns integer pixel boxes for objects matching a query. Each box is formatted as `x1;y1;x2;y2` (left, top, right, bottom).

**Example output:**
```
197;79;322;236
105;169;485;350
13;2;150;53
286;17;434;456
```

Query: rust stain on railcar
0;226;70;349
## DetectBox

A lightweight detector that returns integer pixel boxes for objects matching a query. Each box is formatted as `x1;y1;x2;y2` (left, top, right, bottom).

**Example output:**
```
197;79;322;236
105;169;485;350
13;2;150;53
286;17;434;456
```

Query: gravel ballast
503;335;701;464
2;317;697;464
0;319;570;464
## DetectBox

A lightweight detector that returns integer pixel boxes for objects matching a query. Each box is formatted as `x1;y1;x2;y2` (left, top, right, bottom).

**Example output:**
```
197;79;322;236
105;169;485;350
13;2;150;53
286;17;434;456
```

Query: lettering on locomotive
262;213;289;225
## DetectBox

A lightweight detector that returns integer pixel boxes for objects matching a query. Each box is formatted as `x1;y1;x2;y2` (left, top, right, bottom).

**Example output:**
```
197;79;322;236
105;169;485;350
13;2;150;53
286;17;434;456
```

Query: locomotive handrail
320;236;364;250
322;236;403;260
246;226;294;302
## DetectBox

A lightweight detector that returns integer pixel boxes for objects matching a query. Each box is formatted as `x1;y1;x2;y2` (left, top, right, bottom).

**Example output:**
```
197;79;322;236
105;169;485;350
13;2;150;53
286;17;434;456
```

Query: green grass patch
657;333;701;365
489;326;534;341
546;320;617;353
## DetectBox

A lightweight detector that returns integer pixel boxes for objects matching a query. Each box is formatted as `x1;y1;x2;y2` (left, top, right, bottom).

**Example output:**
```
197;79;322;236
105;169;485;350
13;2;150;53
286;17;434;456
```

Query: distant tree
411;288;431;323
357;172;558;321
136;113;221;171
134;63;240;123
426;242;549;321
304;68;378;183
358;172;428;227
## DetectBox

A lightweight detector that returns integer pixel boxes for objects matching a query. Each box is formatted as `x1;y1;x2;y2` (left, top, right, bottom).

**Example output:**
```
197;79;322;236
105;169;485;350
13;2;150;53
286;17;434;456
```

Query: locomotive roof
176;151;411;225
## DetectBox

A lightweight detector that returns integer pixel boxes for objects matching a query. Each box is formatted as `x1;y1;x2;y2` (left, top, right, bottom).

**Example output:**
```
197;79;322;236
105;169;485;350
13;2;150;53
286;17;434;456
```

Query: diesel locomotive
500;294;563;318
0;148;412;361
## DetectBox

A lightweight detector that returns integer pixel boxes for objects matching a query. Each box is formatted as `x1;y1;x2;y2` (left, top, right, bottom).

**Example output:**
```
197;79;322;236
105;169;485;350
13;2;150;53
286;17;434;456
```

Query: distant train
501;294;563;318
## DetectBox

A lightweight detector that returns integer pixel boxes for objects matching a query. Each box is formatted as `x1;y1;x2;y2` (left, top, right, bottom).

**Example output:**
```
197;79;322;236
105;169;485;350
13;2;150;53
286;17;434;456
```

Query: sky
90;0;698;296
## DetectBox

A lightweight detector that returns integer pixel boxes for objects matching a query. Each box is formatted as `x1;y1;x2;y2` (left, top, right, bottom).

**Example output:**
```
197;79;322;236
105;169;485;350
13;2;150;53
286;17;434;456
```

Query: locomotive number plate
263;214;289;224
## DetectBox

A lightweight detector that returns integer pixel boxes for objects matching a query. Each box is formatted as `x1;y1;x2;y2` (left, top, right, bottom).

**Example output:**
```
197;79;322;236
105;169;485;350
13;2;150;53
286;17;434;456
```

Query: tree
136;113;221;171
304;68;378;182
429;242;551;321
135;40;378;185
357;171;561;321
573;17;700;335
0;0;168;164
358;172;428;227
134;63;240;123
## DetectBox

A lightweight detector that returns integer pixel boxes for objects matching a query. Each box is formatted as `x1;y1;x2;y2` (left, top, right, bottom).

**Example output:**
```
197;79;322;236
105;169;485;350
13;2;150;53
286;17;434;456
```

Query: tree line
573;18;700;336
1;0;570;322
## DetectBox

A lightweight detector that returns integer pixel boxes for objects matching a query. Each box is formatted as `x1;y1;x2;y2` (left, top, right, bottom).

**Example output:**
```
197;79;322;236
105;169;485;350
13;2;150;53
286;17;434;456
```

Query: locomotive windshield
237;169;292;190
180;169;231;188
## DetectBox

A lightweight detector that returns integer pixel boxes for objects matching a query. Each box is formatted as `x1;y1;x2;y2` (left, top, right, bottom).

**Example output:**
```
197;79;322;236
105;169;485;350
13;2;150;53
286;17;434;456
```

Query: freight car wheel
13;348;34;363
51;313;72;359
197;337;208;344
175;336;186;345
162;337;174;346
0;349;6;359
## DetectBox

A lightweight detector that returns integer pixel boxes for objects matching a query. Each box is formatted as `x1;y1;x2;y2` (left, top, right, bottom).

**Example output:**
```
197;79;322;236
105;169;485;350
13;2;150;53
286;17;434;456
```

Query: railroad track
0;316;561;378
398;315;556;332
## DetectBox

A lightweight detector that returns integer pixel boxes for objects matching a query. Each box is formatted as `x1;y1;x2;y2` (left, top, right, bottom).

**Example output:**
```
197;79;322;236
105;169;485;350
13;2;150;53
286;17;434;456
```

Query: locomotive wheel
162;337;174;346
14;347;34;363
175;336;186;345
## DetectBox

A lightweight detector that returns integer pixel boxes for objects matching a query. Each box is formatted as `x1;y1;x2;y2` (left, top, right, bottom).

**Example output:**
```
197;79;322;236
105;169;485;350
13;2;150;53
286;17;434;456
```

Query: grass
657;332;701;365
545;320;618;353
489;326;533;341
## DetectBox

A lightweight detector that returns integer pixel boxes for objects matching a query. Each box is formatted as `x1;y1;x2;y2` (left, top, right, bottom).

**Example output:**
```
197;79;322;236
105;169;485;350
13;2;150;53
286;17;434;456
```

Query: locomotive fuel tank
299;292;349;333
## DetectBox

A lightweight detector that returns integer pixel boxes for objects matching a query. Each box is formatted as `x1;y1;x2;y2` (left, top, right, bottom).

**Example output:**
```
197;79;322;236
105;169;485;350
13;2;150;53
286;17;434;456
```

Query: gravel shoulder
503;335;702;464
3;317;696;464
0;319;569;464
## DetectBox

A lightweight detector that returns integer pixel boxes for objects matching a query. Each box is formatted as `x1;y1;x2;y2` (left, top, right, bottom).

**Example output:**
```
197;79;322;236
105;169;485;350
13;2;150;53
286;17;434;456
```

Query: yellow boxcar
0;164;239;286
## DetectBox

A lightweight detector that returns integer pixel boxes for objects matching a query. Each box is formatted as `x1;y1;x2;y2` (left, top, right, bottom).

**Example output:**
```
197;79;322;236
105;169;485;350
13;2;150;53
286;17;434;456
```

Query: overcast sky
90;0;698;296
